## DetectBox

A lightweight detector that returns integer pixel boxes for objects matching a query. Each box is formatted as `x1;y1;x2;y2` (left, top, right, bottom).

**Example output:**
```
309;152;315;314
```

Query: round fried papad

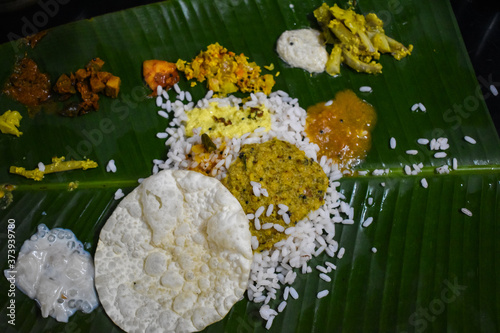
94;170;252;333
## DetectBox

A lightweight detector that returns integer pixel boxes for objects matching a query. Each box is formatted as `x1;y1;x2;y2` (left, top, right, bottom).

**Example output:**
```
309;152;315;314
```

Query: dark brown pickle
3;57;51;111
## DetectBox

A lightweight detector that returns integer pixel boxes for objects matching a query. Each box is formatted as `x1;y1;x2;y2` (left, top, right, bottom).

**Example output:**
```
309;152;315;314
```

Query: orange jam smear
305;89;376;170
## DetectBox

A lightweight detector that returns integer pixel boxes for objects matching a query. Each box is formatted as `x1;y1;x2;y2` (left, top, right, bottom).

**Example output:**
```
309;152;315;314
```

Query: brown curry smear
3;57;51;110
305;89;376;170
25;30;48;48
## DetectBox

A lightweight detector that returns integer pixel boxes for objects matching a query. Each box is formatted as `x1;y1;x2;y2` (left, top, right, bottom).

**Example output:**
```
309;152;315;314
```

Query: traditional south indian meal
3;0;419;331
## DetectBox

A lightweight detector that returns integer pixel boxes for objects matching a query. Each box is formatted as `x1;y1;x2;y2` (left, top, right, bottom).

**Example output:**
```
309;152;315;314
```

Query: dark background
0;0;498;134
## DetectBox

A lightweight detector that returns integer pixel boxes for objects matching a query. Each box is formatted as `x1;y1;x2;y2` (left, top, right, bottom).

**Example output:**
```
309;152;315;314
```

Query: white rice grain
289;287;299;299
278;301;287;312
265;316;275;330
421;178;428;188
337;247;345;259
266;204;274;217
255;206;265;218
461;208;473;216
434;152;447;158
273;224;285;232
359;86;372;93
173;83;181;94
114;189;124;200
317;290;329;299
390;137;396;149
316;265;328;273
106;159;117;173
319;273;331;282
417;138;429;145
362;217;373;227
254;218;261;230
158;110;169;119
490;85;498;96
464;136;476;144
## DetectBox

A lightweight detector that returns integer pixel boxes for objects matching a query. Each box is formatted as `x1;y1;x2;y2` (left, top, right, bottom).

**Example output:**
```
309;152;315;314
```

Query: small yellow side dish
176;43;275;95
314;3;413;75
185;102;271;138
10;156;98;181
0;110;23;137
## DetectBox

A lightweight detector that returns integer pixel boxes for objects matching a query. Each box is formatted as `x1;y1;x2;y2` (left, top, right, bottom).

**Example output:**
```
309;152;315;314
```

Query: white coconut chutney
276;29;328;73
4;224;98;322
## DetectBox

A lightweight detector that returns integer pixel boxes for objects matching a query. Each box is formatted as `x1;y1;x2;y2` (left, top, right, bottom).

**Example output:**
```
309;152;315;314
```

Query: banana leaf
0;0;499;332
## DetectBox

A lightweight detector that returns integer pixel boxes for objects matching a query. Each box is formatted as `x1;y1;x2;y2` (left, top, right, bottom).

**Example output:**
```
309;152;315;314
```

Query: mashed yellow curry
185;102;271;138
223;139;328;251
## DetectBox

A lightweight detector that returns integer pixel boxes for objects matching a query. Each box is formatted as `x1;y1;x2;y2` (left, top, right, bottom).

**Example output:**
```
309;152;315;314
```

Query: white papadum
94;170;252;333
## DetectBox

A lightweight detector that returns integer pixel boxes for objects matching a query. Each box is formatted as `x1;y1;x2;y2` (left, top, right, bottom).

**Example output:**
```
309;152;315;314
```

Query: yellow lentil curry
185;102;271;138
222;138;328;251
305;89;376;170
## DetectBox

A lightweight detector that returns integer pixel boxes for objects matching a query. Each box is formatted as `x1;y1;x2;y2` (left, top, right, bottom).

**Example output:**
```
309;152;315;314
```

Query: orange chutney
305;89;376;170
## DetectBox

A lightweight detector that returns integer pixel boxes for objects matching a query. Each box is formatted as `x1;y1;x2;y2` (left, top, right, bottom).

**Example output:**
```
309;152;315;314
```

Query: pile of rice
152;84;357;329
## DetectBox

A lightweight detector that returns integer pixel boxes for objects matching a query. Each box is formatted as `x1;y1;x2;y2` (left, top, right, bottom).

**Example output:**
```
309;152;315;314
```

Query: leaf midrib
7;164;500;192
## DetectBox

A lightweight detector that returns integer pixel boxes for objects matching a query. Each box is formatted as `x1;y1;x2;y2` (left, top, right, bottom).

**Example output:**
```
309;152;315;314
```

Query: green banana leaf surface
1;0;499;332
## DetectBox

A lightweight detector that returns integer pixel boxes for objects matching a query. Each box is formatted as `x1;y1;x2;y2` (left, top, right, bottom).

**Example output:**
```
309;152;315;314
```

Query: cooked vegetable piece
142;60;179;95
0;110;23;137
9;156;98;181
105;76;121;98
53;58;120;116
325;44;342;76
201;133;217;152
313;3;413;75
54;74;76;94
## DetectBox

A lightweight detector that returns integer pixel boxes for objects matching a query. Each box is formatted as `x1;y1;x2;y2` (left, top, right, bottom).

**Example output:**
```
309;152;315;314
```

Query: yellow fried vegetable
314;3;413;75
342;49;382;74
0;110;22;137
142;60;179;95
105;75;121;98
176;43;275;96
325;44;342;76
9;156;98;181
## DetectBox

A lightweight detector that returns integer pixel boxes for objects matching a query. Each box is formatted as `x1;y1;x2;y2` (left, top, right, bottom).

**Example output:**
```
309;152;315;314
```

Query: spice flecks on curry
305;90;376;170
222;139;329;251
